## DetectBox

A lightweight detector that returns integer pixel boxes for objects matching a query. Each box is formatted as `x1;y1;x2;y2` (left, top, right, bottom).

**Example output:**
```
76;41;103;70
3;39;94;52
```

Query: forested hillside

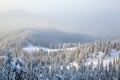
0;28;96;49
0;39;120;80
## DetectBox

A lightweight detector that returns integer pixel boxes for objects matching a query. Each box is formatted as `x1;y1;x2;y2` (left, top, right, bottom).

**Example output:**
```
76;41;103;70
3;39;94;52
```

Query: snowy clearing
85;49;120;67
23;44;76;53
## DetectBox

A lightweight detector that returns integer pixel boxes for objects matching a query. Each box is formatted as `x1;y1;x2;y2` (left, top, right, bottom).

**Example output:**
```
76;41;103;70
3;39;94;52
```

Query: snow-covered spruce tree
2;51;14;80
112;58;117;79
93;60;100;80
38;63;47;80
104;64;108;80
99;60;106;80
12;58;27;80
46;64;51;80
69;66;77;80
27;59;39;80
54;65;63;80
1;51;27;80
117;64;120;80
77;63;86;80
108;61;114;80
63;66;70;80
70;74;78;80
85;64;94;80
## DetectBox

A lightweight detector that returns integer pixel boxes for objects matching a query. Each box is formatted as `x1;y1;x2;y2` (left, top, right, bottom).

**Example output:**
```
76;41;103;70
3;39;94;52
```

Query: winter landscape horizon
0;0;120;80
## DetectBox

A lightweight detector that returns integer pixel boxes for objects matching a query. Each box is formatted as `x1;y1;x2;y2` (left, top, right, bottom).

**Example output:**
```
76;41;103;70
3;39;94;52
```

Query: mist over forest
0;0;120;80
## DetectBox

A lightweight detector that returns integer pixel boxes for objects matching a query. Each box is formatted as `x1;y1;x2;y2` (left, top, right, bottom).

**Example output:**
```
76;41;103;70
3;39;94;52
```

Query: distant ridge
0;28;97;49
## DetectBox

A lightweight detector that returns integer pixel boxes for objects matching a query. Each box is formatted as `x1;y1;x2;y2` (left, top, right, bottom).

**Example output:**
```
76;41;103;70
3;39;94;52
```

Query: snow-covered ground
85;49;119;67
66;49;120;69
23;44;120;68
67;62;79;69
23;45;49;53
23;44;76;53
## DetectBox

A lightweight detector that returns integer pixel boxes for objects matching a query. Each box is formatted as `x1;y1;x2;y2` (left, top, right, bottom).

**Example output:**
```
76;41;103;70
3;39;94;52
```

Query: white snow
56;74;63;79
67;62;79;69
23;44;50;53
67;49;120;69
23;44;76;53
85;49;119;67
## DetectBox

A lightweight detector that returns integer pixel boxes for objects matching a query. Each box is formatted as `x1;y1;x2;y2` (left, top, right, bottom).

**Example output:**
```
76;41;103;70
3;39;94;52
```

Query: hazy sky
0;0;120;38
0;0;120;14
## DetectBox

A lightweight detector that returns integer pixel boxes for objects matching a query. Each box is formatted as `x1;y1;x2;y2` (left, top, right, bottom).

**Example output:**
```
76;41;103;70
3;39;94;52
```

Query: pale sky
0;0;120;38
0;0;120;15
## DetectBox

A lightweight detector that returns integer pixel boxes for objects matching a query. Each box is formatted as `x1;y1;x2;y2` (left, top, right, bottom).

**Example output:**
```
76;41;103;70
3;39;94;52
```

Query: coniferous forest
0;40;120;80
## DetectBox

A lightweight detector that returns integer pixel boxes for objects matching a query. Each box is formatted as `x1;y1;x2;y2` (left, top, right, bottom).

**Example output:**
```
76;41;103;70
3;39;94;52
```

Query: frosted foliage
0;49;120;80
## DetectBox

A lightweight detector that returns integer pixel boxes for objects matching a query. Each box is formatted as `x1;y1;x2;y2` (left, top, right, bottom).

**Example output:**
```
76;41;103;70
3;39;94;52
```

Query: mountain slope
0;28;97;49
